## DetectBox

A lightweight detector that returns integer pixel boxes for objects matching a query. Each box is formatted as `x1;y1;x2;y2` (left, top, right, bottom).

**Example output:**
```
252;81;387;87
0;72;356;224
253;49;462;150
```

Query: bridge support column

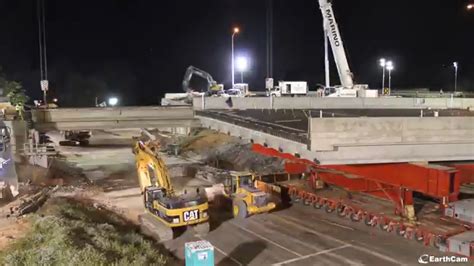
0;120;27;199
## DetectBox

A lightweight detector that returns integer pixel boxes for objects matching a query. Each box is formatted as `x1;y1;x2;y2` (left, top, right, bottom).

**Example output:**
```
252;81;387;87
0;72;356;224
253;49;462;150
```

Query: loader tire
233;200;248;219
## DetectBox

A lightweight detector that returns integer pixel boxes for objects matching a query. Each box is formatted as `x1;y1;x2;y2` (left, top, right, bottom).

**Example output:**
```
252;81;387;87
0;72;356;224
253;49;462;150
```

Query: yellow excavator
222;171;276;219
133;131;209;241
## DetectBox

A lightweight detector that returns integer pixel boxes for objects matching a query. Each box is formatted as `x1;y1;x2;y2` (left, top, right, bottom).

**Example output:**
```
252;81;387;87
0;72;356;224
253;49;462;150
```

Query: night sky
0;0;473;106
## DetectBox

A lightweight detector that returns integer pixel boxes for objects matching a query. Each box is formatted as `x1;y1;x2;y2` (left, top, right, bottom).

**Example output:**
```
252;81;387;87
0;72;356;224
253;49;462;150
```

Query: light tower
231;27;240;88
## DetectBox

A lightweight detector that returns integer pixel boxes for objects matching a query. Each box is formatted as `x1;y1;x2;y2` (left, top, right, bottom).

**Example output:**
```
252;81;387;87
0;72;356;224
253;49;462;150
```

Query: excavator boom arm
182;65;217;93
133;138;174;196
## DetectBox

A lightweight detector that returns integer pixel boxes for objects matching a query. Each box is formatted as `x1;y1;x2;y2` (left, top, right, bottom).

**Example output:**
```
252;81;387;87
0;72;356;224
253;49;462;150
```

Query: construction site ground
1;129;470;265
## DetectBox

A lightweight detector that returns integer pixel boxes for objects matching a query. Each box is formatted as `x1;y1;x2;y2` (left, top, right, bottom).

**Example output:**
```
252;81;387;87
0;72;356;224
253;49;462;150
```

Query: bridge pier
0;120;27;199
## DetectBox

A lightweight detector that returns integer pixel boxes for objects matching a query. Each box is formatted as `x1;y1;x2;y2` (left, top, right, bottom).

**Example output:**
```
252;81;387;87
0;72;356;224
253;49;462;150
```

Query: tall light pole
386;61;394;91
379;58;386;89
453;62;458;92
231;27;240;88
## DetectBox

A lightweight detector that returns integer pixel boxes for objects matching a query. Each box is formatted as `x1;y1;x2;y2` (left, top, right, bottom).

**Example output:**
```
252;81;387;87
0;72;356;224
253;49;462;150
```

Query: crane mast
318;0;354;89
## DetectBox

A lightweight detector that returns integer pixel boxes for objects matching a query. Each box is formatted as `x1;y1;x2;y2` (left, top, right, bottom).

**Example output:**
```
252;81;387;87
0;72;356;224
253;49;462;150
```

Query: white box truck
267;81;308;97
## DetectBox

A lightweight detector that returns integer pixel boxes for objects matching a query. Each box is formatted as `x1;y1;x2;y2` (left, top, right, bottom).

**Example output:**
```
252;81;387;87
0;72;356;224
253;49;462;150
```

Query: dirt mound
0;197;174;265
207;143;285;174
180;128;236;155
228;144;283;173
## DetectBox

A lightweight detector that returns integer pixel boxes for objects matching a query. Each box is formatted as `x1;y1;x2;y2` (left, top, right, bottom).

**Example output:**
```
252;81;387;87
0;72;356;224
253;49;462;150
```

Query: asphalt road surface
165;201;464;266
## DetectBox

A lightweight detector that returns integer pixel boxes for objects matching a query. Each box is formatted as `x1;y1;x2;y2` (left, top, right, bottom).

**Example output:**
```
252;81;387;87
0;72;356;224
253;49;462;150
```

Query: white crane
318;0;369;97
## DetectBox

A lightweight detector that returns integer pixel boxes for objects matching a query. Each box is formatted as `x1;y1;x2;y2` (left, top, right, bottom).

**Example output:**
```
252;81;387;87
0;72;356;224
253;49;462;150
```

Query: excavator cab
133;136;210;242
223;171;276;219
208;84;224;95
144;187;166;209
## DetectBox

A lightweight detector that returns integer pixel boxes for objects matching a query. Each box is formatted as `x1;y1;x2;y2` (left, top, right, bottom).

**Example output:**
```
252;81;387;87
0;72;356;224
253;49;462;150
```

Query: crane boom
318;0;354;89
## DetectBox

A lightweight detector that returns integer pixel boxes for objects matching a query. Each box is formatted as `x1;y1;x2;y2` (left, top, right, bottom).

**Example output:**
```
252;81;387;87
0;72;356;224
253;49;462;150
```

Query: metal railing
21;143;58;156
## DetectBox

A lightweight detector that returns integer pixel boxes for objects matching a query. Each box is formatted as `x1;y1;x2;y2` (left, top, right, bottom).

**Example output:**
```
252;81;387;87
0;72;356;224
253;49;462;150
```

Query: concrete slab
31;106;200;131
198;110;474;164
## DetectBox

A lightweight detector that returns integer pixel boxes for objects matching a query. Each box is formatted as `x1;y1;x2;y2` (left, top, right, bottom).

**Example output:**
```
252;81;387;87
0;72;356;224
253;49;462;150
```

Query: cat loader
222;171;276;219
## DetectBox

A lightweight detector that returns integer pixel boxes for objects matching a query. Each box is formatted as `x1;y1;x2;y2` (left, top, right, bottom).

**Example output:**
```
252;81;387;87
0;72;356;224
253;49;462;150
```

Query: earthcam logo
418;254;468;264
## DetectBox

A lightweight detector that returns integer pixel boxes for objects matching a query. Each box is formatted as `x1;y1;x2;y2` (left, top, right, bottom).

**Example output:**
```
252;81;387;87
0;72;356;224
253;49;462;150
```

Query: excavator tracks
192;221;210;236
138;213;174;242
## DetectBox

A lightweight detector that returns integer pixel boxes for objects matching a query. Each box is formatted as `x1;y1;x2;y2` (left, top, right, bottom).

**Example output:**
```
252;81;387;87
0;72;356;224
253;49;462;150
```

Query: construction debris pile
179;129;285;174
207;143;285;174
7;187;58;218
194;166;230;184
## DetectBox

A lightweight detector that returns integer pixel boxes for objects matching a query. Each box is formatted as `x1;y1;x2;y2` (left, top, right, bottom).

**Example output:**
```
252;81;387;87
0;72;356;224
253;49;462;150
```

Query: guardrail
193;96;474;110
21;143;58;156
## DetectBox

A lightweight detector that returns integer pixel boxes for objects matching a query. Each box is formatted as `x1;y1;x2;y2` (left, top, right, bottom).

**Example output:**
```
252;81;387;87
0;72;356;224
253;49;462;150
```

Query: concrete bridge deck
30;106;199;131
25;104;474;165
197;109;474;165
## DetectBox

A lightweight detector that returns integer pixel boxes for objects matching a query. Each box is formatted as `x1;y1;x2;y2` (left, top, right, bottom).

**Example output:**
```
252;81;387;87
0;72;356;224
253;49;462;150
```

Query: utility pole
37;0;48;106
453;62;458;93
266;0;273;79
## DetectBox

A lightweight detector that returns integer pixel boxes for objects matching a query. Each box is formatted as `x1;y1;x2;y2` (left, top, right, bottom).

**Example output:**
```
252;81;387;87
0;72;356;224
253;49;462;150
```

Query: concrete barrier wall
193;97;273;110
309;117;474;152
193;96;474;110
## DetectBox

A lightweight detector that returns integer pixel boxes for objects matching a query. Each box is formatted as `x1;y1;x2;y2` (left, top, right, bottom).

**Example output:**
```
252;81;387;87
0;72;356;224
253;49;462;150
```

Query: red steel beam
325;164;460;201
449;164;474;185
252;144;461;202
